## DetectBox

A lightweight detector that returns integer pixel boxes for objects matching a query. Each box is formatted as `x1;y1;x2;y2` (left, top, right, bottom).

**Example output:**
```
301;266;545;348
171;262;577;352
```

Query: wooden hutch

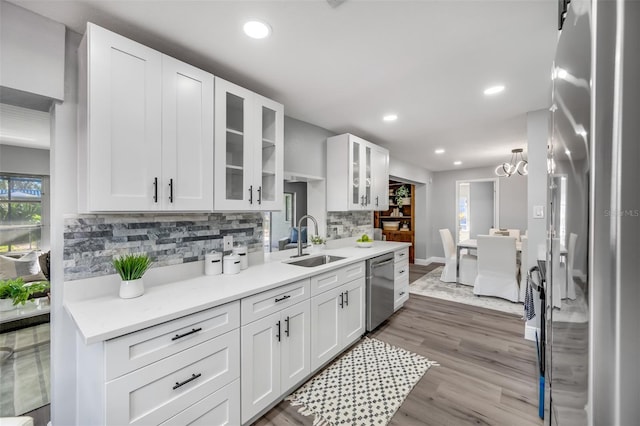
374;181;415;263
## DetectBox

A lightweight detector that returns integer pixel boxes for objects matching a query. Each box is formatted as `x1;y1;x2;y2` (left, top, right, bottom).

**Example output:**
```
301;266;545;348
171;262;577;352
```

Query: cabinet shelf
226;128;244;136
226;165;244;171
379;216;412;219
262;138;276;148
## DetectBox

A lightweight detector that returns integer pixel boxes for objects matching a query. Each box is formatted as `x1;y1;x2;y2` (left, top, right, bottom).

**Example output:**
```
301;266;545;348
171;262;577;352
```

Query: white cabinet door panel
341;278;365;346
241;311;281;423
311;286;342;371
161;55;213;211
280;301;311;392
86;23;162;211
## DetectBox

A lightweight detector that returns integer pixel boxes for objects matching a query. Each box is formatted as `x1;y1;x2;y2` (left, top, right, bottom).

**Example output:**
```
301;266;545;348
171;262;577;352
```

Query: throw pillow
0;251;48;282
38;251;51;280
290;227;307;244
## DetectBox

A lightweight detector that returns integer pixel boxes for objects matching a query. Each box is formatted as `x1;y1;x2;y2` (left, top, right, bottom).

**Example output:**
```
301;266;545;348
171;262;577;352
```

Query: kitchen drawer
159;379;240;426
105;301;239;381
394;276;410;311
394;247;409;263
394;259;409;280
310;261;365;296
106;328;240;426
241;279;310;325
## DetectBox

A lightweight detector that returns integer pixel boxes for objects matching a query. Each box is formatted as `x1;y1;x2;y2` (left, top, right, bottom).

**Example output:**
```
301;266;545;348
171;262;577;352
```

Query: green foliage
309;235;325;245
394;185;410;207
113;253;152;281
0;278;49;306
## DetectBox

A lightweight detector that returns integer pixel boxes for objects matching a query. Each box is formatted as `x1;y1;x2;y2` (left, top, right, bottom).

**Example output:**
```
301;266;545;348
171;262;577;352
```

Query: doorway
455;178;499;243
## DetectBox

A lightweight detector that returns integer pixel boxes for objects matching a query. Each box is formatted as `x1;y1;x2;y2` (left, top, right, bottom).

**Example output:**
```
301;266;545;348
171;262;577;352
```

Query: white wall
0;145;50;175
429;165;528;258
469;181;494;239
0;0;65;101
283;116;333;179
50;28;82;426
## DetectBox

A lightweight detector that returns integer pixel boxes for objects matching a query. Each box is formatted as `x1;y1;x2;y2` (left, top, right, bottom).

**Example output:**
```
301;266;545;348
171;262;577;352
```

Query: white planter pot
309;244;325;253
0;298;16;312
119;278;145;299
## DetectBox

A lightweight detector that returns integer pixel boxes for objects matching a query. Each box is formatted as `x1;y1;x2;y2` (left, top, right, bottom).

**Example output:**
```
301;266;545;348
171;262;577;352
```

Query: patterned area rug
0;322;50;416
286;337;437;425
410;266;588;323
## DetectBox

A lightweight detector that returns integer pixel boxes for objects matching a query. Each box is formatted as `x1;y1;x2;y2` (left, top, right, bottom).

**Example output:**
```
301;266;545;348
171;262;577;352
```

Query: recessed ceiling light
383;114;398;122
243;20;271;39
483;85;505;95
557;69;568;79
434;149;445;154
453;161;462;166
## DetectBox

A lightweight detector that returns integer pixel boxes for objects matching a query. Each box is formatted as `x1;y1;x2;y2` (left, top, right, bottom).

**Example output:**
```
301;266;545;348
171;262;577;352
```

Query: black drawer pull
398;252;406;257
171;327;202;341
399;269;406;274
173;373;201;390
399;291;406;296
275;295;291;303
344;290;349;306
339;292;344;308
276;320;281;342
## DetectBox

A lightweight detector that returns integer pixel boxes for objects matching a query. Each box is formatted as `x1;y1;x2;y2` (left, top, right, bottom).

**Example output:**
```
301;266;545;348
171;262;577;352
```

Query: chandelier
495;148;528;177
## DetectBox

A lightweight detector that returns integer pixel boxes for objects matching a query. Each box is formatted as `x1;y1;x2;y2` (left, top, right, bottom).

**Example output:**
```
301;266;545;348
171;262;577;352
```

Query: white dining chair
565;233;578;300
519;235;528;302
439;228;477;284
474;235;519;302
551;238;564;308
507;229;521;241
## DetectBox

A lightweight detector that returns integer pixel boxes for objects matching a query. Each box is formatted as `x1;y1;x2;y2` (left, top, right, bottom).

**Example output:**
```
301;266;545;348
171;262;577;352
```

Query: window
0;174;43;253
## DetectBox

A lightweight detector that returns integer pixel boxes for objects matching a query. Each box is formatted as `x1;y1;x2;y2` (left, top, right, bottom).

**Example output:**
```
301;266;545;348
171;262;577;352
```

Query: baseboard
415;257;444;266
524;324;540;342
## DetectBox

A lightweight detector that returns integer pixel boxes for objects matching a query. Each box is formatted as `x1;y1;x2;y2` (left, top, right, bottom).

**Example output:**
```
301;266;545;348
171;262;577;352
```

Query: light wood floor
255;265;543;426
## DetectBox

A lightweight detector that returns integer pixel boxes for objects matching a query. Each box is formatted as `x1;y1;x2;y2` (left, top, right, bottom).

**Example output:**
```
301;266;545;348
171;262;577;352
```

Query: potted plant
309;235;326;252
395;185;410;208
113;253;152;299
0;278;49;312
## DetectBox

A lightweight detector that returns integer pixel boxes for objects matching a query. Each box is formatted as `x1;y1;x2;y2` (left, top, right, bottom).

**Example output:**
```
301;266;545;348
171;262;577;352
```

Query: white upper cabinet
214;77;283;211
326;133;389;211
78;23;213;212
161;56;214;211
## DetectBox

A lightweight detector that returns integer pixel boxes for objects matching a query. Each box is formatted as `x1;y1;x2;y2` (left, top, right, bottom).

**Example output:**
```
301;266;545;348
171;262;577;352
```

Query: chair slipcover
519;236;528;302
474;235;519;302
439;229;477;285
565;233;578;300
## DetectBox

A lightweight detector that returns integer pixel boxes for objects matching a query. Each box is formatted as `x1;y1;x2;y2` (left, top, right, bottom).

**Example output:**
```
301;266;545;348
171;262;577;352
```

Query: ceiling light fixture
453;161;462;166
495;148;528;177
243;20;271;39
383;114;398;122
565;149;571;156
483;85;505;95
434;149;445;154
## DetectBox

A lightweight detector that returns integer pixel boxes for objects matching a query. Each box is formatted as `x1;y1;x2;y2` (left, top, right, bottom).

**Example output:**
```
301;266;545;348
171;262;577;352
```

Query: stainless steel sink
285;255;346;267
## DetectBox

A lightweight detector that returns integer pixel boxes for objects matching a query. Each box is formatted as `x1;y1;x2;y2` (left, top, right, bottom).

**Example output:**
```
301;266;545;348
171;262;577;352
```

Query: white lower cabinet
241;300;311;423
75;302;241;426
310;276;365;371
394;248;410;311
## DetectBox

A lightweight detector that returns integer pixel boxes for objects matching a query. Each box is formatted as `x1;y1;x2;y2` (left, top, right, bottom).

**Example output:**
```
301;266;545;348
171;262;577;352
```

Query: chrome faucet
293;215;319;258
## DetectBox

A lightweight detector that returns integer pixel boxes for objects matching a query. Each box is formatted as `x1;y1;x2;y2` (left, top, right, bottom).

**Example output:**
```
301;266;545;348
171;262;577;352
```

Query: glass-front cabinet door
255;96;283;210
350;138;361;208
214;78;283;211
348;135;372;209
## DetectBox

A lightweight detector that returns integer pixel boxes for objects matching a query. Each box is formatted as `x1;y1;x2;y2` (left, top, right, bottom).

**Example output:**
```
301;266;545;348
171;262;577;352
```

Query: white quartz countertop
65;241;410;344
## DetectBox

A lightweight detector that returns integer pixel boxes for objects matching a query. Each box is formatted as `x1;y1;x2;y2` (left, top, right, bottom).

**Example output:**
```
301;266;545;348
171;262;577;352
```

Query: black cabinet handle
399;291;406;296
257;186;262;205
276;320;281;342
172;373;201;390
398;252;406;257
344;291;349;306
275;295;291;303
339;292;344;308
376;196;379;206
399;269;406;274
171;327;202;341
169;178;174;203
153;177;158;203
285;316;290;337
248;185;253;204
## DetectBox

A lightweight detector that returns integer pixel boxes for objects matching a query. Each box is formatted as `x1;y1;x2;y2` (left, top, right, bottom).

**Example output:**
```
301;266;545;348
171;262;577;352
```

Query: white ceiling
7;0;558;172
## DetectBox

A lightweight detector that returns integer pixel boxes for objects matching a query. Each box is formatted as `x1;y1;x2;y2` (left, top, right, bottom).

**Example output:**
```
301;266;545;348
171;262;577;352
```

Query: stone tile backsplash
63;213;263;281
326;211;373;239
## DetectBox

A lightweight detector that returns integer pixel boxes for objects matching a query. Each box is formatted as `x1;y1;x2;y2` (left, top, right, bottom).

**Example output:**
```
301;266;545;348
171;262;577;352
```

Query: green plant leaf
113;254;152;281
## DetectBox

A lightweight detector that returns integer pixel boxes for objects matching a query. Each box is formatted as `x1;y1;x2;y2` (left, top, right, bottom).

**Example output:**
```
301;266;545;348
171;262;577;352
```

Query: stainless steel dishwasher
366;252;395;331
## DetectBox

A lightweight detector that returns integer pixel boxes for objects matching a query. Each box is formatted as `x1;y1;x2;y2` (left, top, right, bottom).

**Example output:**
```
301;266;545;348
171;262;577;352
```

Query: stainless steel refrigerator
547;1;639;425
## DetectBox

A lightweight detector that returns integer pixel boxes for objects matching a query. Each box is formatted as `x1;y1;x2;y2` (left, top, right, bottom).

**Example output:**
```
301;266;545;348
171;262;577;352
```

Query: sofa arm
278;238;291;251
